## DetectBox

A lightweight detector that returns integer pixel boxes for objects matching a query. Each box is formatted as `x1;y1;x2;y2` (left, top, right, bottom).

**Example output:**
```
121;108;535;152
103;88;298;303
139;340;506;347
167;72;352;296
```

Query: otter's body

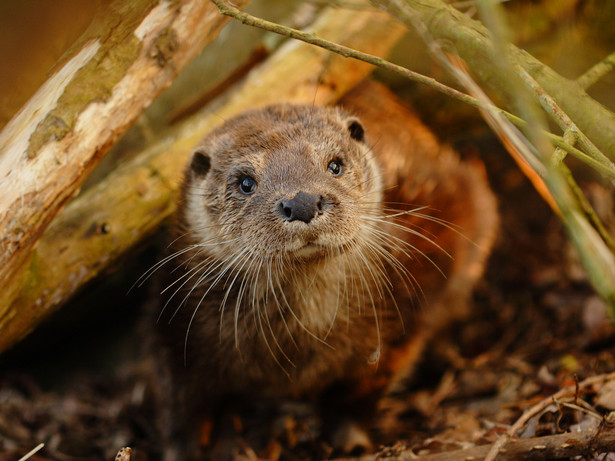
153;82;498;460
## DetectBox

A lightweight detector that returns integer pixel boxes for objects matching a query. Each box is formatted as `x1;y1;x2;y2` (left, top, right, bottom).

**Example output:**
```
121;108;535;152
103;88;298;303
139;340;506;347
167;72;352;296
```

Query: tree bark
0;6;405;353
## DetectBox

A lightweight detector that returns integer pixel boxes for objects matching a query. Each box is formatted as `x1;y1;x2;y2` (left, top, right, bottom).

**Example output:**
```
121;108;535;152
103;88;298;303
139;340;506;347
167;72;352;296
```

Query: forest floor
1;97;614;461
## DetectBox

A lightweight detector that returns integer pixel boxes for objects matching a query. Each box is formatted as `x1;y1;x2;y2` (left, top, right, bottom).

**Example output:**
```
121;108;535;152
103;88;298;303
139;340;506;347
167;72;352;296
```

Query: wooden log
0;0;249;342
0;7;405;353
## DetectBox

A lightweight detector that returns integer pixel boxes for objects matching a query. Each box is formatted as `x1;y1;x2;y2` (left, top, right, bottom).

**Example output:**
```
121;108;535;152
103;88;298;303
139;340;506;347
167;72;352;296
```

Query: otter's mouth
291;239;352;259
282;230;358;259
294;241;323;256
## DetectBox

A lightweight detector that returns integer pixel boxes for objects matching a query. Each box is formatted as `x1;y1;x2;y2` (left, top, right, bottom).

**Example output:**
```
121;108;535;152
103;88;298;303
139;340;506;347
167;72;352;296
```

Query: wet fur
150;81;498;460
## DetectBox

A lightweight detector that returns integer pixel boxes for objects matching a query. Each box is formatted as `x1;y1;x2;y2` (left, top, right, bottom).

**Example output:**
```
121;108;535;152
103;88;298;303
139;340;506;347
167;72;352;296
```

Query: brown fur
152;81;498;460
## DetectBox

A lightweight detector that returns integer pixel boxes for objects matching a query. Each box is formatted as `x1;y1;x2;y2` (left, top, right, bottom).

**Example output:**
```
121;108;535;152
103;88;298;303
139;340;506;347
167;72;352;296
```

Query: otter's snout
278;192;323;224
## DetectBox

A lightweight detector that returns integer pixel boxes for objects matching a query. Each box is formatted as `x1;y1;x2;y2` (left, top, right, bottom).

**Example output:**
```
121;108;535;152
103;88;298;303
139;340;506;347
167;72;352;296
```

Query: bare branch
577;50;615;90
518;68;615;175
484;372;615;461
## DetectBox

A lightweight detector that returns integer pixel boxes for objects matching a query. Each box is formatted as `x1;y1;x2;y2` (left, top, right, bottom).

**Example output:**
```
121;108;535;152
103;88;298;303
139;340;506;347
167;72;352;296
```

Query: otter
151;81;498;460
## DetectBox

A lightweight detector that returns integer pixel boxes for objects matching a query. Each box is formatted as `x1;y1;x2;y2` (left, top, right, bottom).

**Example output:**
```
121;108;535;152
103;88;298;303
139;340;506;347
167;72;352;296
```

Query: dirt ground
1;98;614;461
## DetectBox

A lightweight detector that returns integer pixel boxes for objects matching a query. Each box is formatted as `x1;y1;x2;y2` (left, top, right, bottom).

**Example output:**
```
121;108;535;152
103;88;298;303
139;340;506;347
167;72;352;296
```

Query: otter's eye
327;159;343;177
239;175;257;195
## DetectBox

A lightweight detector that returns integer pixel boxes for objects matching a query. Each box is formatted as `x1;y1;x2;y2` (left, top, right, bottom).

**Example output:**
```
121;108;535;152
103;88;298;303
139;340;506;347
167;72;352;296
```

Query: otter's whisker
367;230;422;297
162;252;215;294
349;241;382;365
157;257;213;323
360;233;411;330
130;243;201;292
253;260;294;375
167;256;228;323
272;266;333;349
323;244;343;340
218;247;254;345
363;216;449;277
270;256;300;350
380;204;470;244
232;251;260;352
182;247;253;364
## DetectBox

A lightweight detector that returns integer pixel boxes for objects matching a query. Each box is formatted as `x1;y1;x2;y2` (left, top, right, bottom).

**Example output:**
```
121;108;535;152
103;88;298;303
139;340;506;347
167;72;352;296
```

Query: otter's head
181;104;383;267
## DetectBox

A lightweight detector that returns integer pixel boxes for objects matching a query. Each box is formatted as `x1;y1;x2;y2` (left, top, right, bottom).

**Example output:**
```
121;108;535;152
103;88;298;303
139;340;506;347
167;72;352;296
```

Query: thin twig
577;50;615;90
552;129;574;164
17;443;45;461
518;67;615;176
554;399;602;421
335;426;615;460
210;0;615;180
211;0;480;108
484;372;615;461
549;134;614;178
419;427;615;460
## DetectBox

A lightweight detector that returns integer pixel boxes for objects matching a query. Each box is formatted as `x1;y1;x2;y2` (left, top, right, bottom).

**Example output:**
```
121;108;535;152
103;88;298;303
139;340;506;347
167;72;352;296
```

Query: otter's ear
346;117;365;142
190;149;211;177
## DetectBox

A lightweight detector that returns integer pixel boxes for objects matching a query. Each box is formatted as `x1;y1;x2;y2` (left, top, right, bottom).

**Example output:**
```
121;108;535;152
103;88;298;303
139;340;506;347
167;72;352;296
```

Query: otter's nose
278;192;322;223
